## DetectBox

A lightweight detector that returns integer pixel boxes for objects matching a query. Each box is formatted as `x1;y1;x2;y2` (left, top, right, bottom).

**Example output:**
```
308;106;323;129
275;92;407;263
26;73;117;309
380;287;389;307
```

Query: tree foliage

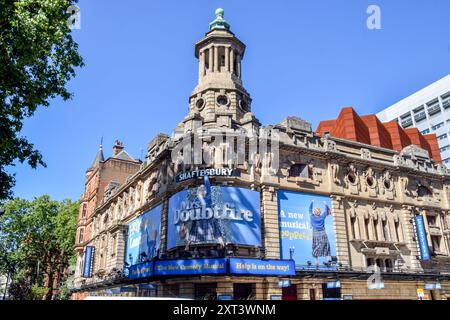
0;196;79;300
0;0;84;200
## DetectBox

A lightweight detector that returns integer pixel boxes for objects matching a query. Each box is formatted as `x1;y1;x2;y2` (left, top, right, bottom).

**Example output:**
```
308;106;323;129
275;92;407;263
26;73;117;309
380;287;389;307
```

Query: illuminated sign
415;215;430;261
167;176;261;249
82;246;94;278
128;261;154;279
229;258;295;276
154;258;227;276
175;168;240;183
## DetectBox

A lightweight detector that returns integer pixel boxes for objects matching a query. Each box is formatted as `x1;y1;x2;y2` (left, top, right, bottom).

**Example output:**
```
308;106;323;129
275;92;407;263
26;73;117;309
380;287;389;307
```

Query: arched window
385;259;393;271
417;185;432;197
376;258;384;270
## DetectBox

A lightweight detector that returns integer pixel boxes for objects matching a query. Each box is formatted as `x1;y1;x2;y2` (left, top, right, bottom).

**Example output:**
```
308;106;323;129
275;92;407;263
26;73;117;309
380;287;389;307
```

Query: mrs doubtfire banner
167;176;261;249
278;190;337;270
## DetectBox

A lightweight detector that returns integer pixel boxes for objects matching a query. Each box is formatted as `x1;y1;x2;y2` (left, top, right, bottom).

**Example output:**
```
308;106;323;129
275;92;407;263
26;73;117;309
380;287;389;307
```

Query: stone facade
71;9;450;300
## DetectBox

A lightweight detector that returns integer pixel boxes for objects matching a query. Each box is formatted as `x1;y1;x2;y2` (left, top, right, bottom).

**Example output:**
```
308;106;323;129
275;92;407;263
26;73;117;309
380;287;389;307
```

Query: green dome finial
209;8;230;31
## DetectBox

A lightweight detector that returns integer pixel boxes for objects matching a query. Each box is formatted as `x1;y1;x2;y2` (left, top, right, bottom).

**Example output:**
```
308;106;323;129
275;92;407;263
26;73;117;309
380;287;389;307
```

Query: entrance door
282;284;298;300
194;283;217;300
233;283;255;300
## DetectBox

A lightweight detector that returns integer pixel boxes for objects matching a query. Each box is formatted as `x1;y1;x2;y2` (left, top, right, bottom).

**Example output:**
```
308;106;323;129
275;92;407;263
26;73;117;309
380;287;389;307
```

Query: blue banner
167;179;261;250
229;258;295;276
278;191;336;270
82;246;94;278
128;261;154;279
154;258;227;276
126;204;162;266
415;215;430;261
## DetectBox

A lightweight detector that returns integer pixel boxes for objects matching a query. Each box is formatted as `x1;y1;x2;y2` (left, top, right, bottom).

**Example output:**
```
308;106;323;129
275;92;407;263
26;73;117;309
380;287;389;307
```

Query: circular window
383;179;391;190
195;98;205;110
216;95;229;106
239;99;248;110
347;173;356;184
366;176;375;187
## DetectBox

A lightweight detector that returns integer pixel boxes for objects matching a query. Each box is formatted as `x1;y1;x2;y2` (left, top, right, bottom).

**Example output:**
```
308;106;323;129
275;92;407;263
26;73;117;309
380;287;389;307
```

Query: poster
278;190;336;270
167;176;261;249
126;204;162;266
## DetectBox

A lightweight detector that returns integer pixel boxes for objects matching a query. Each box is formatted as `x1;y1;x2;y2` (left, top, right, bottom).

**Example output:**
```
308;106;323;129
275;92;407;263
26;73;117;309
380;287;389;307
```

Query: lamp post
289;246;295;260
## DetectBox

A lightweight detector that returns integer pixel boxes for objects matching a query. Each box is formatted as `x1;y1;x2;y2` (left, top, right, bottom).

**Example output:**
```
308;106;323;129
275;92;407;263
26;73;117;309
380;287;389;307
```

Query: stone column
225;47;230;72
111;227;127;270
331;195;351;267
199;50;204;79
261;186;280;259
160;197;169;254
237;54;241;78
230;49;235;75
208;47;213;73
214;46;219;72
402;205;422;270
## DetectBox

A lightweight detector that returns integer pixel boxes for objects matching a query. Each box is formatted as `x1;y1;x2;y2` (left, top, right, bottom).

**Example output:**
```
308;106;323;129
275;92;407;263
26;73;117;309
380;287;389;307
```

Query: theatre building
71;9;450;300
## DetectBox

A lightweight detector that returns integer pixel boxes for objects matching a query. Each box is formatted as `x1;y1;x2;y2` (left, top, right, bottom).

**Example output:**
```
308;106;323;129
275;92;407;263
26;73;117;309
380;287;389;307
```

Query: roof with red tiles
316;107;442;163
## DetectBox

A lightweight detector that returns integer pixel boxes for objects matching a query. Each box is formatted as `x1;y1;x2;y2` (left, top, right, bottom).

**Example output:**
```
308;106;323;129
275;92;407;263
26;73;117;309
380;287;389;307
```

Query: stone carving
330;162;340;185
401;176;410;196
323;138;337;152
361;148;371;160
261;152;274;176
348;199;358;218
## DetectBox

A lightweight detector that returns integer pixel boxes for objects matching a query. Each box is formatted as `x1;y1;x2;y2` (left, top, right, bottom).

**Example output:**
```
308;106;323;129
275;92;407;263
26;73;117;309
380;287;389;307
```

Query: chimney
113;140;124;156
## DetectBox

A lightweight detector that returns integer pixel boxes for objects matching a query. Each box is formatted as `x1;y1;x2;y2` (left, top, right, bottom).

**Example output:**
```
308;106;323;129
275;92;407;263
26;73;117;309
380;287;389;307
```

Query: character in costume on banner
140;218;159;260
309;199;332;268
181;175;225;249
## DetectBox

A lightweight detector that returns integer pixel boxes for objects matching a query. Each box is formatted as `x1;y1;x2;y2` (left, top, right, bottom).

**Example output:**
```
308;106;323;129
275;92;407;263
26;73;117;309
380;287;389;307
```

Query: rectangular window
350;216;358;239
82;203;87;218
432;122;444;131
364;218;371;240
78;228;84;244
431;235;441;253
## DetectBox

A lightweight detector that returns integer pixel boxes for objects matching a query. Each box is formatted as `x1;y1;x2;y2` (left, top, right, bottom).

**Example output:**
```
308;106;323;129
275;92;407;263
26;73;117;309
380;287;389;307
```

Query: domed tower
180;9;260;132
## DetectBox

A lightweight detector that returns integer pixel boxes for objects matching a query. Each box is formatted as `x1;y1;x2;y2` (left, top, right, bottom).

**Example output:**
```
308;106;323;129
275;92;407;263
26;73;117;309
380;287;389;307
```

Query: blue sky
8;0;450;201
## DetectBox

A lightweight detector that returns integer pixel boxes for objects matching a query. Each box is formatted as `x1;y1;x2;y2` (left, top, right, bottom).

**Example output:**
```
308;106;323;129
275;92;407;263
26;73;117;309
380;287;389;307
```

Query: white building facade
377;75;450;166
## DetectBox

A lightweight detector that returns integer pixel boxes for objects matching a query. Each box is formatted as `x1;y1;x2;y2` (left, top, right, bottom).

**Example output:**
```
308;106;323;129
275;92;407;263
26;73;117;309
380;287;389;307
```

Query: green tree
0;0;84;201
0;196;78;300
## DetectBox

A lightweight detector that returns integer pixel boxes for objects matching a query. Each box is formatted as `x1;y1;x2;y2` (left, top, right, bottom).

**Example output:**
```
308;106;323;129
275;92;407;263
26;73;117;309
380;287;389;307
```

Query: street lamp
289;246;295;260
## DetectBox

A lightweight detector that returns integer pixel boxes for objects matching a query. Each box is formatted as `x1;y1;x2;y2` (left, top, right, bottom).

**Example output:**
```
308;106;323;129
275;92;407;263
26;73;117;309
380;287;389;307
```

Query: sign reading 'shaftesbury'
175;168;240;183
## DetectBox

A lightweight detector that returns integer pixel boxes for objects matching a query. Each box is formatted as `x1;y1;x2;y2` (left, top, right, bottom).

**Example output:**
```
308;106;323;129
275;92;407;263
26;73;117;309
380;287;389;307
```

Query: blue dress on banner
188;175;224;244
